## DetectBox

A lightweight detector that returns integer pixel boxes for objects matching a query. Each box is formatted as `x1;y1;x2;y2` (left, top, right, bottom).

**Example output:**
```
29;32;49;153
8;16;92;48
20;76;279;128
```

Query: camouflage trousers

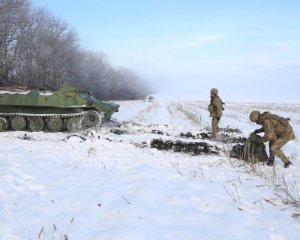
269;135;294;164
211;117;220;139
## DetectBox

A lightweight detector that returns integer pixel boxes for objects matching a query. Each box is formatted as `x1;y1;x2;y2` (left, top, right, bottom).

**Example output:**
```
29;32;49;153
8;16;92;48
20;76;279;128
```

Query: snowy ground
0;99;300;240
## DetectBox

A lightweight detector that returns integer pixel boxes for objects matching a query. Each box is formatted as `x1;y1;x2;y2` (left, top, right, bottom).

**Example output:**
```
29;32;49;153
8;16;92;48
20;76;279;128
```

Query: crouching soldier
208;88;224;139
249;111;295;168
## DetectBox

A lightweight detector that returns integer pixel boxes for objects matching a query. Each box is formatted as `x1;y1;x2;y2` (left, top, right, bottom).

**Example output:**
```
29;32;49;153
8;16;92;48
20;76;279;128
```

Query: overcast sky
32;0;300;103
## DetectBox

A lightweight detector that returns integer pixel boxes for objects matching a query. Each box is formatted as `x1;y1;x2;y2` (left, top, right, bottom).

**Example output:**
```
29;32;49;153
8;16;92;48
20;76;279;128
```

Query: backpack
263;112;290;127
230;133;268;163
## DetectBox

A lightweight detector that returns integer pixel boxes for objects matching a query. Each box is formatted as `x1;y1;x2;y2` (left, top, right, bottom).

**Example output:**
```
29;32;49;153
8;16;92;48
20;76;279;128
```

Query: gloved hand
217;117;220;121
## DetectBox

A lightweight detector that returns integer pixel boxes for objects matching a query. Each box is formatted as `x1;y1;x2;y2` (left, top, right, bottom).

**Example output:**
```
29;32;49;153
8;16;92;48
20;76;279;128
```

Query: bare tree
0;0;151;99
20;8;79;89
72;51;110;93
0;0;31;84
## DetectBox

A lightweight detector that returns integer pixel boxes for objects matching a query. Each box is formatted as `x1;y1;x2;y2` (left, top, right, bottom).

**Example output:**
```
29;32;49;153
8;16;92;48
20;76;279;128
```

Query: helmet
211;88;218;95
249;111;260;122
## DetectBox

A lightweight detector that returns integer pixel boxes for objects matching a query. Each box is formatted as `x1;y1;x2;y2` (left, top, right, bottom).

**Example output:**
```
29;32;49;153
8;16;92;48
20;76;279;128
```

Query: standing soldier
249;111;295;168
208;88;224;139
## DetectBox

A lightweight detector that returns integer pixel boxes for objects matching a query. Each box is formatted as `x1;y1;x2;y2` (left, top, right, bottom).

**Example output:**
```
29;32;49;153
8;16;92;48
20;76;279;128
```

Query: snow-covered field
1;99;300;240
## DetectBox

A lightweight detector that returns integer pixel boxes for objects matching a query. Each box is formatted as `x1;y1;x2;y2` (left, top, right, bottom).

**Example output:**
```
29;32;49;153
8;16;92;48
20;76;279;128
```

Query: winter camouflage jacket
255;112;295;142
208;95;223;118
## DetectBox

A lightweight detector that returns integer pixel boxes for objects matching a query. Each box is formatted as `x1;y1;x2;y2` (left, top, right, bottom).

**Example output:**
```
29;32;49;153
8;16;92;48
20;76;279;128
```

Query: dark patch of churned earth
150;139;218;155
109;122;245;156
179;132;210;140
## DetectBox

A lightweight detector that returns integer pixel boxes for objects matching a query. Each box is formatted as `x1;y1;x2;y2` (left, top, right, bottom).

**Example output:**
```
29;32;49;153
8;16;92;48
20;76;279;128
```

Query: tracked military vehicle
0;85;119;132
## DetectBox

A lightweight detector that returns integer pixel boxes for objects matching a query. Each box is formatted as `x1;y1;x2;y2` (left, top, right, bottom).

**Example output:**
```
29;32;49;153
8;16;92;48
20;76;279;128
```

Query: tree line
0;0;150;100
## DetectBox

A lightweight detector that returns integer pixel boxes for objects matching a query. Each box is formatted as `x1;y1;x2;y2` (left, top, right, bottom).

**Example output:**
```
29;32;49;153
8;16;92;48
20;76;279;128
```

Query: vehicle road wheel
66;117;81;132
29;117;45;132
11;116;27;131
83;110;100;127
0;117;9;131
47;117;63;132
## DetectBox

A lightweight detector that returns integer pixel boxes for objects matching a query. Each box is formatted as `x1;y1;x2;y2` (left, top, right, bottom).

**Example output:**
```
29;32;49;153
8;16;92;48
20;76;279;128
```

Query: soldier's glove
217;117;220;121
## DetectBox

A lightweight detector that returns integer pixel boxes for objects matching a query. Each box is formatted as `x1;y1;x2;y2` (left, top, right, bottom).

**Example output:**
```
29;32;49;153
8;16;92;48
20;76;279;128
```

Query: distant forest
0;0;151;100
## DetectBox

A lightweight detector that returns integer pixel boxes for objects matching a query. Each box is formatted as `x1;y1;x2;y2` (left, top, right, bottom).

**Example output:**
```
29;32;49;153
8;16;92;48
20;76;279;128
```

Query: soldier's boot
266;152;275;166
274;149;292;168
284;161;292;168
266;160;274;166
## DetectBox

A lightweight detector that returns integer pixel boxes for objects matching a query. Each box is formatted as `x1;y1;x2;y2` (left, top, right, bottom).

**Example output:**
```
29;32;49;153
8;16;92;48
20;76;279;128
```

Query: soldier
208;88;224;139
249;111;295;168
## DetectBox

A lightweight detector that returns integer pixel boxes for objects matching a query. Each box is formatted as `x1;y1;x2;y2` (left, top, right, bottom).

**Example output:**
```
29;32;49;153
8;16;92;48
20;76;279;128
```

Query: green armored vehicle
0;85;119;132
